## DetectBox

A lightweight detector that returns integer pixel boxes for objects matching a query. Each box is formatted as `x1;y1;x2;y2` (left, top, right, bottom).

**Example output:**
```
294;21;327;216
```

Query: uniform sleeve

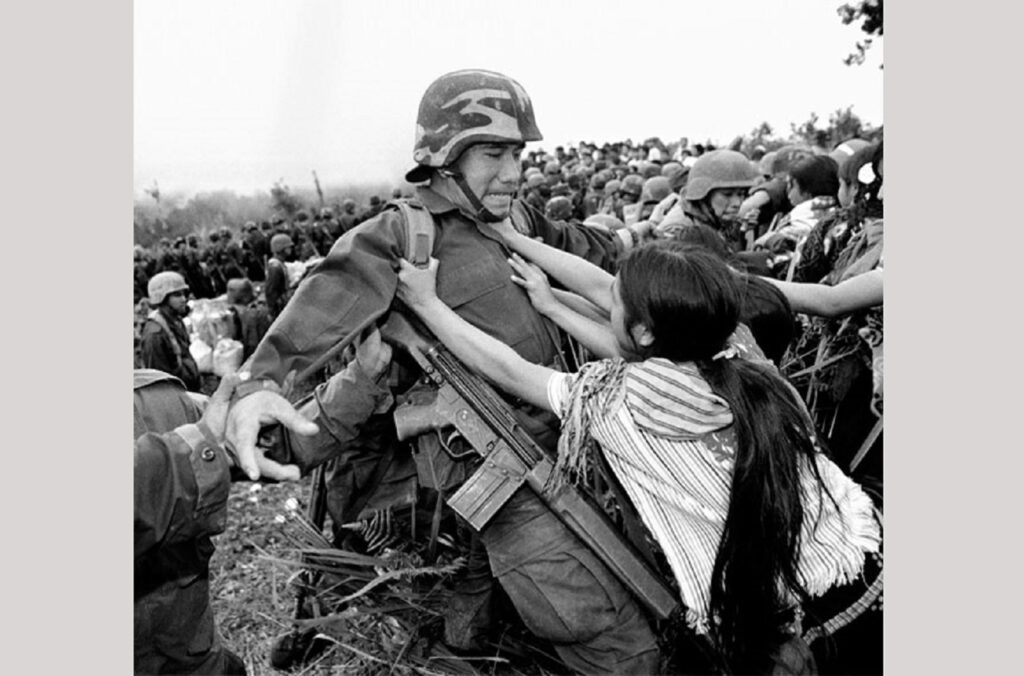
134;422;231;560
140;323;177;376
283;358;396;474
519;202;626;273
236;212;407;397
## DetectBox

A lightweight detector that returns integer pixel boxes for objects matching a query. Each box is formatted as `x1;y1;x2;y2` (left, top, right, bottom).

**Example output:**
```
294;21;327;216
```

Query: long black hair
618;241;829;673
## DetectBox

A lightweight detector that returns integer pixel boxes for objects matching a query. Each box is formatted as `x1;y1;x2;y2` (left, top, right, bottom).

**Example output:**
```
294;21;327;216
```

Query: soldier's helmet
148;271;189;305
405;70;543;183
619;174;644;199
270;234;294;255
684;150;759;201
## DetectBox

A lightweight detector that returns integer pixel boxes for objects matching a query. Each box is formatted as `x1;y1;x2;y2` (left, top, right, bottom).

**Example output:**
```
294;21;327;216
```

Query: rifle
378;308;680;621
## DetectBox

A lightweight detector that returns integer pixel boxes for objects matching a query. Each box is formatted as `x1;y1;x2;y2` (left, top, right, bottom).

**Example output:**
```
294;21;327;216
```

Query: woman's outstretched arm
396;258;557;411
767;268;882;318
483;221;616;313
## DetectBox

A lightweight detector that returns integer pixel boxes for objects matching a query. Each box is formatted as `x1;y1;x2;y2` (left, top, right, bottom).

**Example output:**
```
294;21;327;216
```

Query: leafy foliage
838;0;883;66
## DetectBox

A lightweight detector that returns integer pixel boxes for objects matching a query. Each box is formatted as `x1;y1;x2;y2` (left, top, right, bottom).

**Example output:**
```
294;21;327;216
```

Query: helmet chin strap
440;168;506;224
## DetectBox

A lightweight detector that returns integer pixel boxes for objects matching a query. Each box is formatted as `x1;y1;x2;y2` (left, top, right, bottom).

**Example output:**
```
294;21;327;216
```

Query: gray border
886;2;1019;673
9;0;130;672
17;1;1017;673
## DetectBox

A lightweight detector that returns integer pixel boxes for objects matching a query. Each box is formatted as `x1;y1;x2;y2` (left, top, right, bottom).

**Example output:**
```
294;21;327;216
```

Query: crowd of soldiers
133;195;396;304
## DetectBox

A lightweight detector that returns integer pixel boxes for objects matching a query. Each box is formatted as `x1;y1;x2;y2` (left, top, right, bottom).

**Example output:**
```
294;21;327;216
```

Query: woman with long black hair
396;230;880;674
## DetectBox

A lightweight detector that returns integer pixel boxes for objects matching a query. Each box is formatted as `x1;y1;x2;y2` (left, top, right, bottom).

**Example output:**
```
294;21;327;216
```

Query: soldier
225;69;658;673
140;272;201;391
264;234;295;320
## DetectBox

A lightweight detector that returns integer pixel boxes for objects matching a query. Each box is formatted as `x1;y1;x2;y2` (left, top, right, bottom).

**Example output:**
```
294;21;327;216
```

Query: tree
270;179;303;219
838;0;883;67
789;107;881;150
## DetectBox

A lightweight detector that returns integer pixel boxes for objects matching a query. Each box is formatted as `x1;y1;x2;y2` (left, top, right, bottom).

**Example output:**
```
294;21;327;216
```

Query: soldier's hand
225;389;317;481
355;327;392;381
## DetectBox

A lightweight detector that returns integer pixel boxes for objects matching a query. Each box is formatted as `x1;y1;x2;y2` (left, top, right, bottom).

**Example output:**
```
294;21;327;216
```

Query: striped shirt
545;336;881;633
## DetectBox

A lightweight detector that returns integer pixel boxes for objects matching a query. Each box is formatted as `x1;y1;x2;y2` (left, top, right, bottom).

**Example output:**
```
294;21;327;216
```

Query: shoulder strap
148;309;183;369
392;199;436;266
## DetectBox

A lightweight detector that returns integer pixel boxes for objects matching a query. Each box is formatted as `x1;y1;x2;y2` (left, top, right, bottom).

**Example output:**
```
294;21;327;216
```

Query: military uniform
236;184;660;673
134;370;244;675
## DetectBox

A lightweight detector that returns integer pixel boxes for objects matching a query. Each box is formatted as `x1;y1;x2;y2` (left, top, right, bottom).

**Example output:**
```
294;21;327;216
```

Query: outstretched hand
224;386;318;482
396;258;440;310
508;253;558;315
481;217;518;242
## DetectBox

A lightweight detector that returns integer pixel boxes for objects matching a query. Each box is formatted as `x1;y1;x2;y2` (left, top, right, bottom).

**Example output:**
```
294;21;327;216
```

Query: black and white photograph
131;2;888;674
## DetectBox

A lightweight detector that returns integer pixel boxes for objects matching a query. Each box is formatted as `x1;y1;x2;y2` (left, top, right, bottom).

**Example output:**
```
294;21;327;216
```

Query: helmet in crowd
590;170;611;191
133;245;146;261
545;196;573;221
829;138;873;171
604;179;622;198
642;176;672;203
660;162;689;192
148;271;189;305
526;173;547;190
544;160;561;176
684;150;759;201
342;198;356;212
405;69;543;183
619;174;644;198
758;151;778;177
271;233;294;255
369;195;382;207
524;166;543;179
769;145;814;177
639;162;662;180
226;278;255;306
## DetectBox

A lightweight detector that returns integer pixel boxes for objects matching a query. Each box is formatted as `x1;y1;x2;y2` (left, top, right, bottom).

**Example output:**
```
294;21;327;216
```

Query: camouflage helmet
684;150;759;201
769;145;814;177
619;174;644;198
270;233;294;255
525;173;547;190
829;138;873;171
405;69;543;183
642;176;672;203
544;196;573;221
148;271;189;305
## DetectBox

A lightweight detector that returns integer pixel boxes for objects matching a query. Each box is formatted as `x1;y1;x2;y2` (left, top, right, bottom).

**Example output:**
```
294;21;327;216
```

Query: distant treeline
134;181;397;247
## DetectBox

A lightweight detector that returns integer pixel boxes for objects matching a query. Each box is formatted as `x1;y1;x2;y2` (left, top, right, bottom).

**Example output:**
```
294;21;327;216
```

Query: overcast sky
134;0;883;196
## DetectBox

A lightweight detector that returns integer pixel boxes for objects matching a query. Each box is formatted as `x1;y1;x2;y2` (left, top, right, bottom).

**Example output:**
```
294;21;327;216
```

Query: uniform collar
414;185;463;216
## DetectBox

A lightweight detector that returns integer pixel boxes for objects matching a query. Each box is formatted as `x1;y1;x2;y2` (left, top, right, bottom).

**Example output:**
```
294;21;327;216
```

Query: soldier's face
707;188;747;222
453;143;523;218
166;291;189;316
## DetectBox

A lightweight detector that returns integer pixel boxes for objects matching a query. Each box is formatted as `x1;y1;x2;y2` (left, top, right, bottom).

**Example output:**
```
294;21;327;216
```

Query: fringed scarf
546;328;881;633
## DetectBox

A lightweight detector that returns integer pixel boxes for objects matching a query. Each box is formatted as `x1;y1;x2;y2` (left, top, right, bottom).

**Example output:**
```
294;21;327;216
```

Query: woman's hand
508;253;558;315
397;257;441;310
481;218;518;243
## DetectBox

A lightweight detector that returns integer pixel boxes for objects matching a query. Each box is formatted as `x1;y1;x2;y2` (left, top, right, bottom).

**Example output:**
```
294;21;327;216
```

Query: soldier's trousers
481;487;662;675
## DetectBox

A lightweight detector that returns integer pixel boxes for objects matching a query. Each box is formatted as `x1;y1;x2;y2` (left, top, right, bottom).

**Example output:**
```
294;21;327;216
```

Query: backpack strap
392;199;436;266
148;309;183;370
